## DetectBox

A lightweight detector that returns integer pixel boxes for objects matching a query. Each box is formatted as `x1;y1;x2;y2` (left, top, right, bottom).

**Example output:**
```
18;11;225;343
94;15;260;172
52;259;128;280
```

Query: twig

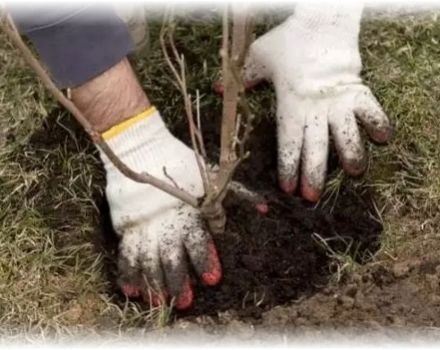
237;97;254;159
160;16;210;194
163;167;179;189
231;112;242;152
214;5;254;201
228;181;265;204
219;6;238;166
159;6;257;234
195;89;207;159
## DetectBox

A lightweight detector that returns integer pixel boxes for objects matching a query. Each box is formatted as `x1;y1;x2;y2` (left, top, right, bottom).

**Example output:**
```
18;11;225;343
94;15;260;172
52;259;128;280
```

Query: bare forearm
10;5;148;132
71;58;150;132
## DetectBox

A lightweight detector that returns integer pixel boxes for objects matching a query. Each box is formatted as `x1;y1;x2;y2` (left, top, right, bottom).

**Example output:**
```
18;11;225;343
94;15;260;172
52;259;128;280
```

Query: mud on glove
243;3;392;202
98;106;222;310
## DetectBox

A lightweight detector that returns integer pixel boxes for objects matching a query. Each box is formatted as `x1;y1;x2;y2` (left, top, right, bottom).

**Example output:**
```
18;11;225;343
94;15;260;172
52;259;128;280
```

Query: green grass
0;8;439;339
360;13;440;258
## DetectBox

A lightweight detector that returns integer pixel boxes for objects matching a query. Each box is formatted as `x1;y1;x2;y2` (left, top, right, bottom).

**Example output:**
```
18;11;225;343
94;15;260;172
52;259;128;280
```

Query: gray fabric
9;3;134;88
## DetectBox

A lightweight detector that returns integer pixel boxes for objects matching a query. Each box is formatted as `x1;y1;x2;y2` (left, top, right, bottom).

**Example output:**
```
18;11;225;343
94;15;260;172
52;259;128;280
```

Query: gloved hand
99;106;222;310
242;4;392;202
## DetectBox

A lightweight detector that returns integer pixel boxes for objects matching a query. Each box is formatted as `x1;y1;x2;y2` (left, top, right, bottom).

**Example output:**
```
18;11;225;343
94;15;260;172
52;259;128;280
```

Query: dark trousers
9;3;134;88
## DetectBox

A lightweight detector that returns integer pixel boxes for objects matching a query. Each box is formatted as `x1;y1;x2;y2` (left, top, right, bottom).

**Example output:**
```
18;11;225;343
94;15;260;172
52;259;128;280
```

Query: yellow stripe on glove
102;106;157;141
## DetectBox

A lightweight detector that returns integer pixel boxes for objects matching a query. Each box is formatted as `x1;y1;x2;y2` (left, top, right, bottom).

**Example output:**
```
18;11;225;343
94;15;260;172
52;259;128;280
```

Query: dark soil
24;108;383;324
24;107;440;333
172;113;382;319
168;114;440;333
167;255;440;339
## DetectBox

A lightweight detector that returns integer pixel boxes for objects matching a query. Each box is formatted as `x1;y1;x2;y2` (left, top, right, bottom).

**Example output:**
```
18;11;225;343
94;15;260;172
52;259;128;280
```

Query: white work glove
99;107;221;310
243;3;392;201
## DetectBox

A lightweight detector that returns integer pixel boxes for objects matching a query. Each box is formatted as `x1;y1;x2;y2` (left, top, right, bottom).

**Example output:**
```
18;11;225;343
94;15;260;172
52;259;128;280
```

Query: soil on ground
27;109;440;334
98;111;383;321
176;115;382;319
170;114;440;334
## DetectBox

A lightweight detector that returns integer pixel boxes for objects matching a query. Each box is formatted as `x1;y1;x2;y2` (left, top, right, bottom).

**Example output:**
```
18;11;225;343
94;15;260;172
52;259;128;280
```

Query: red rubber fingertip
212;81;224;95
300;176;321;203
201;242;222;286
371;127;393;144
256;202;269;215
342;162;366;177
279;178;297;195
121;284;141;298
175;277;194;310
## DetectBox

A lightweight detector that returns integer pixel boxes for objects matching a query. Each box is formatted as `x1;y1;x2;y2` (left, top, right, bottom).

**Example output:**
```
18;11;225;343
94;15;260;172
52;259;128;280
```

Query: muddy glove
99;107;222;310
243;4;392;202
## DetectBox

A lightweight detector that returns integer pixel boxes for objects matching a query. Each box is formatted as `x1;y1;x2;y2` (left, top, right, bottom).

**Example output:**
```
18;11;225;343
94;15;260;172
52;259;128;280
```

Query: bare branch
168;23;208;160
160;15;210;194
213;158;243;203
163;166;179;189
219;5;239;166
236;90;254;159
196;89;207;160
228;180;266;206
160;19;184;89
231;112;242;152
214;5;254;197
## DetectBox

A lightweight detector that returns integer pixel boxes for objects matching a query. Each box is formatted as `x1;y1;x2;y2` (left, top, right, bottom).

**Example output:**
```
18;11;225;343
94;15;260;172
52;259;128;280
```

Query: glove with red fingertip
220;4;392;202
98;106;222;310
